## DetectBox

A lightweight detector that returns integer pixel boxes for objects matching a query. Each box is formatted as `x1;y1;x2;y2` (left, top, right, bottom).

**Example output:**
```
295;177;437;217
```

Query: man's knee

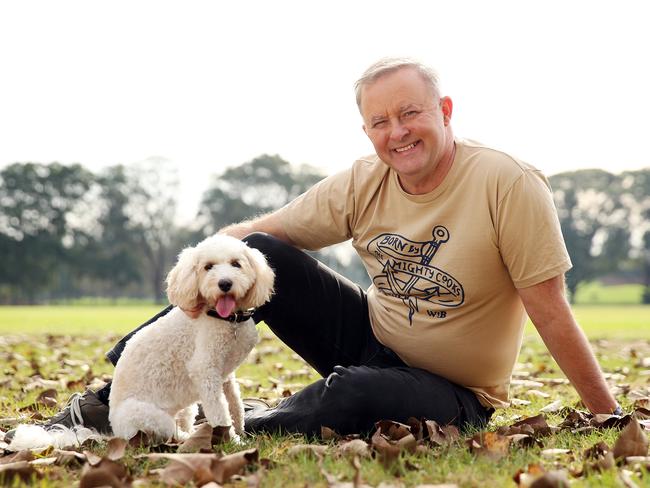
323;365;383;412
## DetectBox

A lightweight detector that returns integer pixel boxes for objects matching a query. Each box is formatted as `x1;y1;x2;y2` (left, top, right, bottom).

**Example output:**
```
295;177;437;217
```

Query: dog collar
206;308;256;323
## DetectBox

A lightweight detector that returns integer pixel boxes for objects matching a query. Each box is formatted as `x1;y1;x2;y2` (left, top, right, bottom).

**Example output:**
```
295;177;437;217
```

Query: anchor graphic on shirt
367;226;465;325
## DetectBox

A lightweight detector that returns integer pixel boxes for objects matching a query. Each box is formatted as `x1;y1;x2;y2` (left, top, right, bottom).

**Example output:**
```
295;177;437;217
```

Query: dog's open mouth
215;294;237;318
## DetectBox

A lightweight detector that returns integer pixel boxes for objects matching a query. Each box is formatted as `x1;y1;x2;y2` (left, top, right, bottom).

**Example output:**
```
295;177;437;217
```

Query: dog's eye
204;263;213;271
230;260;241;268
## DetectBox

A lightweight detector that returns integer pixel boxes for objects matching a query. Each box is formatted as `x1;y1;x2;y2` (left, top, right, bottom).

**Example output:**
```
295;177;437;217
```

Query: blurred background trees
1;157;648;304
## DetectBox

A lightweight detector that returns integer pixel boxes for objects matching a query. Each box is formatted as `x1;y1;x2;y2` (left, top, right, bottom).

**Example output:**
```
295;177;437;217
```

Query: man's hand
517;274;619;414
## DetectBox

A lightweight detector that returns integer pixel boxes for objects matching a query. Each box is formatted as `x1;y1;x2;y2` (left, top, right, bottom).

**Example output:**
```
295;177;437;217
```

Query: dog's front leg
192;368;231;428
223;373;245;434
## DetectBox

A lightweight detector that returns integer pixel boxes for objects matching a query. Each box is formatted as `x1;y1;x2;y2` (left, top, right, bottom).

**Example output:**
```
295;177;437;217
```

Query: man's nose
389;122;409;141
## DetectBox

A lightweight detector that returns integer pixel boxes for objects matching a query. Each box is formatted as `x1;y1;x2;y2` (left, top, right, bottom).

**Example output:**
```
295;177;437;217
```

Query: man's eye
372;120;387;128
204;263;213;271
230;260;241;268
404;111;417;117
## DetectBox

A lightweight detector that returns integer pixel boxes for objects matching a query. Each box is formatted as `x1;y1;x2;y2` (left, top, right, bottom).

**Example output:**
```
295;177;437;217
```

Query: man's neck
399;139;456;195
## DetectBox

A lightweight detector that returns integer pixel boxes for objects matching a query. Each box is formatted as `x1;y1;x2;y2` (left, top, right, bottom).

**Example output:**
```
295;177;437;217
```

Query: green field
1;304;649;487
573;282;645;305
0;303;648;339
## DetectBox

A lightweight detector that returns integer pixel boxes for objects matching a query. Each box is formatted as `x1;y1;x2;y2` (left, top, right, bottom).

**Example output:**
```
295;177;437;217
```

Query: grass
1;304;649;486
574;282;645;305
1;303;648;339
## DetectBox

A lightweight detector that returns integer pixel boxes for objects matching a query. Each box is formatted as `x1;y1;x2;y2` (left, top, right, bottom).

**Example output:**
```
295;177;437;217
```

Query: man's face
360;67;453;192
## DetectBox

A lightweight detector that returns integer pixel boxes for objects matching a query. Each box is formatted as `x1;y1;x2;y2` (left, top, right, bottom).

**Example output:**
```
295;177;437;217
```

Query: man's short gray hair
354;57;441;111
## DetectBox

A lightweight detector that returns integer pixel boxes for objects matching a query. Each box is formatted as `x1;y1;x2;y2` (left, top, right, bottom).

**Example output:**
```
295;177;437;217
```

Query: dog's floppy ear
242;246;275;309
166;246;201;310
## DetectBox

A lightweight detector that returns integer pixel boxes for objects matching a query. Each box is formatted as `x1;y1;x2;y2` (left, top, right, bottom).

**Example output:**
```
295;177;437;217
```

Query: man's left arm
517;274;619;414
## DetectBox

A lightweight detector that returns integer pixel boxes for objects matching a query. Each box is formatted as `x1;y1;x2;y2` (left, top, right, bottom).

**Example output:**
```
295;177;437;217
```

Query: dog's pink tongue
215;295;237;318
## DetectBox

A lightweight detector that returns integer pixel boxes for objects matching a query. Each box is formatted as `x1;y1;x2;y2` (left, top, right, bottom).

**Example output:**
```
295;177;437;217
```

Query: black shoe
4;389;112;443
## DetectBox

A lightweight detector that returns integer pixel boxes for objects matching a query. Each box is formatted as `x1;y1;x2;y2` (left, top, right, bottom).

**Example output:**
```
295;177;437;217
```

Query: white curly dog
108;234;274;442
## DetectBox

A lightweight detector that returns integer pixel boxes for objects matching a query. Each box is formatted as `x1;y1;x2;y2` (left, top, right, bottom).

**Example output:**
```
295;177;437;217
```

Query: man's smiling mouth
394;141;419;153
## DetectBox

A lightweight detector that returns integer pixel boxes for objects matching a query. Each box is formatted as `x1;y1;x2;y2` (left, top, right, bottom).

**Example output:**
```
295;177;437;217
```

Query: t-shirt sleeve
496;169;572;288
275;168;355;250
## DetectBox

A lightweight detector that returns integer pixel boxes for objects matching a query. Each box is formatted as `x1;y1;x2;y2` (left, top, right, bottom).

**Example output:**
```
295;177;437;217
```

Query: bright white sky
1;0;649;218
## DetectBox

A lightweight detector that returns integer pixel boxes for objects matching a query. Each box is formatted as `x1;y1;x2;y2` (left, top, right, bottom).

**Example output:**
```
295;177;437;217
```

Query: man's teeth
395;142;416;153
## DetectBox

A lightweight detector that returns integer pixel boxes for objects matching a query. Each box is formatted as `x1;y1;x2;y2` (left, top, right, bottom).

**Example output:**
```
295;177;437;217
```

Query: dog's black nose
218;279;232;292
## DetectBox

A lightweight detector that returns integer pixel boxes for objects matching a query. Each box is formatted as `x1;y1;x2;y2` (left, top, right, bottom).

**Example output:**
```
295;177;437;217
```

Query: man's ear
166;246;200;310
440;96;453;124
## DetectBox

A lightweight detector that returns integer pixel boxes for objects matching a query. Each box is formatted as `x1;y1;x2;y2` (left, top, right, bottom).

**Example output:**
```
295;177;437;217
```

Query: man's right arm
218;210;295;246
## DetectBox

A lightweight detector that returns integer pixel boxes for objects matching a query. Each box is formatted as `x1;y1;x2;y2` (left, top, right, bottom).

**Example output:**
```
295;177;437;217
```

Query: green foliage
196;154;324;237
550;168;650;302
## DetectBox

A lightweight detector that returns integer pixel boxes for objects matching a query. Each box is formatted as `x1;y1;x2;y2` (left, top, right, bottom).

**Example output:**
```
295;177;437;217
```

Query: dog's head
166;234;275;318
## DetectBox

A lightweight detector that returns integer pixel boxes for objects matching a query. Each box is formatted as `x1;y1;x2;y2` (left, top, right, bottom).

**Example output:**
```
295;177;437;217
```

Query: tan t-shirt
276;139;571;408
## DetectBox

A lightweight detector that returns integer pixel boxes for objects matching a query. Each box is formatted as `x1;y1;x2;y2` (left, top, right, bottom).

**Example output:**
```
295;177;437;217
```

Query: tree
0;163;94;303
122;157;181;303
196;154;324;236
550;169;629;301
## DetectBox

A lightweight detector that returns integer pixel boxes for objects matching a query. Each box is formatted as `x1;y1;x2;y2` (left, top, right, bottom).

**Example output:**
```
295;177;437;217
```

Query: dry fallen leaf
178;422;214;453
36;388;58;408
0;460;42;484
287;444;328;458
613;418;649;460
79;458;129;488
467;432;511;460
106;437;128;461
141;448;258;485
337;439;371;459
527;469;570;488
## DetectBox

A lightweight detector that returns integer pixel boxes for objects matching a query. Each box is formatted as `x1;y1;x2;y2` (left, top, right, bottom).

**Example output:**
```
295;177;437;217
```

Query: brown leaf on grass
178;422;214;453
82;450;103;466
106;437;128;460
466;432;511;460
501;414;556;437
141;448;259;485
527;470;570;488
209;448;259;484
375;420;412;441
507;434;542;449
337;439;371;459
36;388;58;408
613;418;649;460
540;448;572;458
591;413;630;429
370;429;402;468
632;407;650;421
423;420;460;446
287;444;328;458
0;449;34;465
0;461;42;484
558;409;591;430
634;398;650;410
513;463;546;487
539;400;563;413
321;426;340;441
52;449;86;467
79;458;129;488
127;431;153;448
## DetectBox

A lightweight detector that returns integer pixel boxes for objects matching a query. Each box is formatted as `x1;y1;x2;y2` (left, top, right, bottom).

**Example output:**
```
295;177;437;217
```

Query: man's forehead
360;68;436;115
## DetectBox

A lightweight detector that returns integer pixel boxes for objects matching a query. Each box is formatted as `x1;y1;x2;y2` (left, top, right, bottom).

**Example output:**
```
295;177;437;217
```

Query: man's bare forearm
518;276;618;414
218;211;295;245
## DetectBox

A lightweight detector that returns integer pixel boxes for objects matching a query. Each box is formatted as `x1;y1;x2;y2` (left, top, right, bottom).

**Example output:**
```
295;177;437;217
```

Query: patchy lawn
1;323;649;486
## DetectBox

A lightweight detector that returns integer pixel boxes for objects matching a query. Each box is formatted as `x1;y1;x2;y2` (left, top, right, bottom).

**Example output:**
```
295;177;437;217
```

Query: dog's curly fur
108;234;275;442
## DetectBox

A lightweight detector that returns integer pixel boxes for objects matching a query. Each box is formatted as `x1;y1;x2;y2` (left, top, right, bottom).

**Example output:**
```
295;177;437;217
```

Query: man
7;58;621;441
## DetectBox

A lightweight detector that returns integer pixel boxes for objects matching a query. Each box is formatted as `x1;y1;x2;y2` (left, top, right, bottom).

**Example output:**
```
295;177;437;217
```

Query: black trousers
102;233;492;436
